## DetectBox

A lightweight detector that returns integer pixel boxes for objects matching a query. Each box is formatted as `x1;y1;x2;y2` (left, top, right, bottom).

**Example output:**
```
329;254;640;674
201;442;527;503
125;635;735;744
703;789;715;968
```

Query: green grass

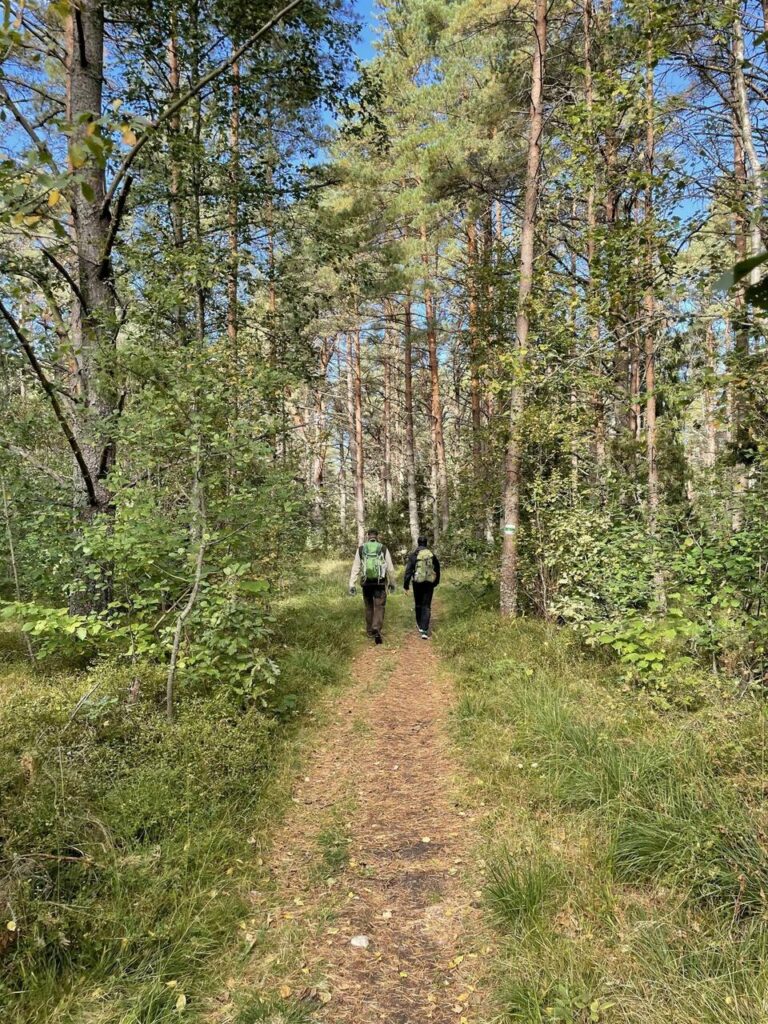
484;851;567;935
0;563;361;1023
437;580;768;1024
233;995;315;1024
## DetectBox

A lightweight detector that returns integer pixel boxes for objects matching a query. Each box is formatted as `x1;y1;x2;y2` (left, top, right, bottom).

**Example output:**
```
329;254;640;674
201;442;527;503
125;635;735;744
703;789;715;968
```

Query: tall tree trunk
347;330;365;544
336;346;347;538
403;297;420;545
732;6;762;278
702;324;718;470
65;0;117;611
420;225;449;536
382;321;393;508
731;42;751;530
500;0;547;617
227;60;240;414
167;32;184;252
66;0;116;500
311;338;334;532
644;35;664;606
583;0;607;477
466;218;484;477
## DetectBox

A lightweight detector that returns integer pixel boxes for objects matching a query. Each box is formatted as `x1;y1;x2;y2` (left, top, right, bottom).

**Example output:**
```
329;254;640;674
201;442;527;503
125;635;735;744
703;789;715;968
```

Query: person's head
418;535;429;547
367;529;379;541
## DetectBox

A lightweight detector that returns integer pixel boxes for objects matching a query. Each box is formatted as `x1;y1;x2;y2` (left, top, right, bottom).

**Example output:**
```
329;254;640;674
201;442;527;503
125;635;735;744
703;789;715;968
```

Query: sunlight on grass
439;584;768;1024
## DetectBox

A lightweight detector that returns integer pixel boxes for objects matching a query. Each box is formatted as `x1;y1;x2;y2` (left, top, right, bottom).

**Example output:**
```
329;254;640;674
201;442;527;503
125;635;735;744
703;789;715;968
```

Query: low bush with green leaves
0;565;360;1023
439;583;768;1024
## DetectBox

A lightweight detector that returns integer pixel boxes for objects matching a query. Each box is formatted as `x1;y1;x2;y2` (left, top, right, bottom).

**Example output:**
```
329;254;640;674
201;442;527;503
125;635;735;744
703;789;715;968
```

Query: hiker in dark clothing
349;529;396;644
404;536;440;639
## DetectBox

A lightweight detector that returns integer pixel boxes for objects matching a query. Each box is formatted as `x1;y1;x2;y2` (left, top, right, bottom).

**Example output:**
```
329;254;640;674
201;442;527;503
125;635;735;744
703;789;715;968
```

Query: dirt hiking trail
263;624;489;1023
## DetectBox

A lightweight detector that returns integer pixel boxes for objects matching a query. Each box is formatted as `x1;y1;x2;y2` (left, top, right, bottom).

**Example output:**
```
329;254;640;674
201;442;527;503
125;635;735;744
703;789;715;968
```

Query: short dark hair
367;528;379;538
418;535;428;546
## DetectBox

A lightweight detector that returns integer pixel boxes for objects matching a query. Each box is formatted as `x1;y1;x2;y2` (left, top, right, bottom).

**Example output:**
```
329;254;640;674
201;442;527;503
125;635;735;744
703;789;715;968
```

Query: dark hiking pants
363;584;387;635
412;582;435;633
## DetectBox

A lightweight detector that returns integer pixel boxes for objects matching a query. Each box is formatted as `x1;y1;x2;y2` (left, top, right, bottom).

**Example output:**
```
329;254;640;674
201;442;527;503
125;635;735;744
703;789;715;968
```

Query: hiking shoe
374;631;383;645
420;630;430;640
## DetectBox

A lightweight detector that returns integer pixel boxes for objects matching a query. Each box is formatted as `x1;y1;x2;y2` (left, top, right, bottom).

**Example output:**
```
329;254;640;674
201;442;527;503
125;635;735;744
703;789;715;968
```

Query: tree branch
0;80;55;166
41;248;88;312
0;440;72;488
102;0;307;216
0;299;98;507
99;174;133;271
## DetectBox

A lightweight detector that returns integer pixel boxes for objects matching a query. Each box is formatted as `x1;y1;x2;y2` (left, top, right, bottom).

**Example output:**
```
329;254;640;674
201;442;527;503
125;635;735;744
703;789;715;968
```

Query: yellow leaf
166;980;178;988
121;127;138;146
6;921;17;931
319;990;332;1004
278;984;291;999
48;189;61;207
175;992;187;1012
70;142;87;168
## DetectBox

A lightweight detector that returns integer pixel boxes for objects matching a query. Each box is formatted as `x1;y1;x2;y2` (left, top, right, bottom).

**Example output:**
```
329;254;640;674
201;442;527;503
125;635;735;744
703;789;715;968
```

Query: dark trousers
412;582;435;632
362;584;387;635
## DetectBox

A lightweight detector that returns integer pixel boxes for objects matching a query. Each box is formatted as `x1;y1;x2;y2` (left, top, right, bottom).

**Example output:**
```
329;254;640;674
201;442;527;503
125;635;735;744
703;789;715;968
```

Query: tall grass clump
485;850;567;935
438;580;768;1024
0;566;361;1023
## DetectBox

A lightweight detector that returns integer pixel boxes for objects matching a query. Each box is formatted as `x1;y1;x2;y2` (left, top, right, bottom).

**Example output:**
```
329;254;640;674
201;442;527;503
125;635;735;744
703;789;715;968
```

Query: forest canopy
2;0;768;694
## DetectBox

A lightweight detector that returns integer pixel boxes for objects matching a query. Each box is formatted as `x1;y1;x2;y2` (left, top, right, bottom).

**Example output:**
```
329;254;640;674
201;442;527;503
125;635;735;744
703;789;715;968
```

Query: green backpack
360;541;386;584
414;548;436;584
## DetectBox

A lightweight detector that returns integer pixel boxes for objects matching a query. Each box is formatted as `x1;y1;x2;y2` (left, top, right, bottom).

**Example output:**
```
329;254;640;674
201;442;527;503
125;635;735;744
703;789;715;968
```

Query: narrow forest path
245;613;491;1023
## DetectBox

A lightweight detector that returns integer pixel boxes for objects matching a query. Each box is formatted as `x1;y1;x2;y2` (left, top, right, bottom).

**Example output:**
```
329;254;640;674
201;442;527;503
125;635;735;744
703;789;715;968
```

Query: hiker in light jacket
348;529;396;644
403;536;440;639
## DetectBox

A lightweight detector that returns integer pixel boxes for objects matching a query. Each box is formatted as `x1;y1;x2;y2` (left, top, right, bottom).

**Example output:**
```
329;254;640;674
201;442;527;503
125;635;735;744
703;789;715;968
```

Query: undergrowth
0;562;359;1023
439;581;768;1024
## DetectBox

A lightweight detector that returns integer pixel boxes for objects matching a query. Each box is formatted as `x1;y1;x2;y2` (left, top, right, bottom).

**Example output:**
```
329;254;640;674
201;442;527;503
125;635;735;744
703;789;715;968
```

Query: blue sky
351;0;379;62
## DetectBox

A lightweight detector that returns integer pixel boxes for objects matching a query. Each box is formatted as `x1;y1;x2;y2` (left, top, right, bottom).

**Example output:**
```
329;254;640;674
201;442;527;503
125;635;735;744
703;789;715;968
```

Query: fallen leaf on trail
447;955;464;969
422;836;431;843
279;985;292;999
382;909;392;919
6;921;17;931
319;990;332;1004
175;992;187;1012
165;980;178;988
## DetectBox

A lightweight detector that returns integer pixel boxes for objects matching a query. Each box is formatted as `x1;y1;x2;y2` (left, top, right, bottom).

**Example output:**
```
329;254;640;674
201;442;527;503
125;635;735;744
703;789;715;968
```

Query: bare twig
0;298;98;507
166;470;207;720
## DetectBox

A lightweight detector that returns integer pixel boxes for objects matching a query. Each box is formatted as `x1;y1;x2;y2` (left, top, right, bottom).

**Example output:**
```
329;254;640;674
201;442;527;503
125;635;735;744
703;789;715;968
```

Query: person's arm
349;548;361;590
384;547;397;588
404;551;415;590
433;554;441;586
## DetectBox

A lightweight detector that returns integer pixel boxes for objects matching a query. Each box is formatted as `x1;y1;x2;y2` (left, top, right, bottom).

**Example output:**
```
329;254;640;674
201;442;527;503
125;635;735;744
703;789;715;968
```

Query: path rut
267;628;486;1023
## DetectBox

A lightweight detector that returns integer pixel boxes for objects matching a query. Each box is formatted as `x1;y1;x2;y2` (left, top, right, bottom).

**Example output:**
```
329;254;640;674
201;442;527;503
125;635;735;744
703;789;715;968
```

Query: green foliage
234;995;315;1024
0;566;361;1021
485;852;566;935
439;585;768;1023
